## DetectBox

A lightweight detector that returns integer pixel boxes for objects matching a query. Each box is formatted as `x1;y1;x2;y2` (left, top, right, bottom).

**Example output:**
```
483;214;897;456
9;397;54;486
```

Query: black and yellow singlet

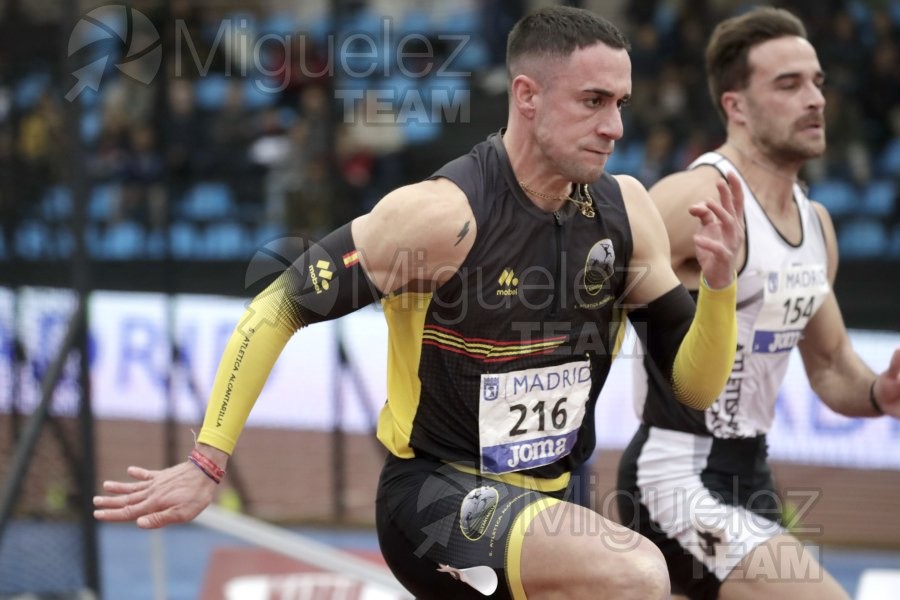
376;132;633;482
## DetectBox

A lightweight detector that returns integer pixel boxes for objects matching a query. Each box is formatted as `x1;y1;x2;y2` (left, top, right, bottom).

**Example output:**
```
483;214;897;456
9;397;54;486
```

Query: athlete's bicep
649;167;726;286
352;178;475;294
617;175;681;305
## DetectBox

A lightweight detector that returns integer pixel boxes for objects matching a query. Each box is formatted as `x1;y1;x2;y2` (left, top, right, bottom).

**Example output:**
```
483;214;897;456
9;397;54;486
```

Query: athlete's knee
565;529;669;599
605;539;670;599
521;502;669;599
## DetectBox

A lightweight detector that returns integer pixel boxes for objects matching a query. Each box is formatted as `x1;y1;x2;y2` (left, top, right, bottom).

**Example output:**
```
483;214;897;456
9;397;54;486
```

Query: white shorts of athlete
633;426;785;582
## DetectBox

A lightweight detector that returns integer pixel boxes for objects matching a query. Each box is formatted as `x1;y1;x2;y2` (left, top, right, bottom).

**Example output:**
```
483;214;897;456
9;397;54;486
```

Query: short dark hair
506;6;630;76
706;7;807;122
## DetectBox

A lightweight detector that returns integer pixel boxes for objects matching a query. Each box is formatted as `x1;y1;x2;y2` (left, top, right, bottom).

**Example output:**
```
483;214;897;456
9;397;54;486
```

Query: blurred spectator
336;89;406;211
629;23;663;81
121;124;167;228
636;126;679;187
818;13;866;94
861;40;900;153
277;35;330;108
88;101;131;182
248;106;301;224
208;80;258;204
821;87;870;185
297;84;331;163
3;0;898;265
165;78;211;198
16;92;63;204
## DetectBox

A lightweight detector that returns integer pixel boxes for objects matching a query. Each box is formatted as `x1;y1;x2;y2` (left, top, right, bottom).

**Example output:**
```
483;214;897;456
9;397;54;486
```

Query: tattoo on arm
454;221;471;246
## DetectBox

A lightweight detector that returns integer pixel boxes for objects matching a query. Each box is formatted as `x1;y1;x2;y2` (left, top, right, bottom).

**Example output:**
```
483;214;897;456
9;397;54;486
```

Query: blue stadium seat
877;138;900;178
14;220;52;260
194;74;230;110
202;221;250;259
144;229;168;260
890;225;900;258
859;180;896;217
84;224;104;257
403;116;442;144
435;6;480;34
383;74;416;105
88;184;120;222
838;219;887;259
653;3;678;35
243;79;278;109
81;108;104;144
259;11;299;36
50;228;74;258
100;221;146;260
398;9;434;36
338;8;390;75
434;8;489;72
891;0;900;27
169;221;200;259
40;186;73;221
251;222;288;249
810;179;857;219
605;142;645;177
451;38;491;73
307;12;332;45
180;182;236;221
14;72;51;109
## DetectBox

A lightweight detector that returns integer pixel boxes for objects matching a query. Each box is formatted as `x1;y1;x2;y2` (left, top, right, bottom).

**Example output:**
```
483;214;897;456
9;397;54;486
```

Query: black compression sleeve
628;285;696;378
276;222;382;326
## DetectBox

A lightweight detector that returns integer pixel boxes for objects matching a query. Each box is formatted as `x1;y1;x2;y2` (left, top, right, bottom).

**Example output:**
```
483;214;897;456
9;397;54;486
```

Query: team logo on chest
584;239;616;295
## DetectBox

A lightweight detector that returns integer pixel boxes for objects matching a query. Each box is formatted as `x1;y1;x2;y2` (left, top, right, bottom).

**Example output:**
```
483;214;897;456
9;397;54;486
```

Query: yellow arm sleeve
671;277;737;410
197;277;304;454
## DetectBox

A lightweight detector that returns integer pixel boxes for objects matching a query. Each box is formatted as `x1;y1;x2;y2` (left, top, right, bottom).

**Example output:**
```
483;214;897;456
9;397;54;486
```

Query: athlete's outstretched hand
93;447;226;529
875;349;900;419
689;171;745;289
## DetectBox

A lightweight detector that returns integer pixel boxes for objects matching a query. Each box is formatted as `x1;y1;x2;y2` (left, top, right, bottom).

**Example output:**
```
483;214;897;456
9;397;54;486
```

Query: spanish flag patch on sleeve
342;249;360;268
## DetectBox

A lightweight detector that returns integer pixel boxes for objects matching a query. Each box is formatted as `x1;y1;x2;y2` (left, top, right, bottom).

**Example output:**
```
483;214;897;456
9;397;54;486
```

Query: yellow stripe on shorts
505;496;561;600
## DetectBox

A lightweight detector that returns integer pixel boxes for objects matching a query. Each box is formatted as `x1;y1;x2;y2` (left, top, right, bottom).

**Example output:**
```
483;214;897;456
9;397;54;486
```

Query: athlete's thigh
617;425;787;599
718;533;849;600
375;455;556;600
520;500;669;600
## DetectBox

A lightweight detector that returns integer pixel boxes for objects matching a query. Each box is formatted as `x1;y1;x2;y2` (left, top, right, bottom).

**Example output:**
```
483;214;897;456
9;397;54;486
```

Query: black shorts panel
376;453;564;600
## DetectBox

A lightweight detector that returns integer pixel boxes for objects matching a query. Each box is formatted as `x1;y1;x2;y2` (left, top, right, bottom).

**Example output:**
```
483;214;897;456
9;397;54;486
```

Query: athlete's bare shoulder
649;165;725;215
352;178;477;293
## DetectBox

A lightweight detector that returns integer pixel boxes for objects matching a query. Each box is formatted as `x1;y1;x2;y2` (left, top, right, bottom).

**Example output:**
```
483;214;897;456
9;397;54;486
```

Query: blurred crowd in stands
1;0;898;262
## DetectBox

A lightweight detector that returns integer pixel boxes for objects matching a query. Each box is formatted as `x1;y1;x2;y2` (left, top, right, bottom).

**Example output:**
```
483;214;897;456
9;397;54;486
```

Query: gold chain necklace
518;180;596;218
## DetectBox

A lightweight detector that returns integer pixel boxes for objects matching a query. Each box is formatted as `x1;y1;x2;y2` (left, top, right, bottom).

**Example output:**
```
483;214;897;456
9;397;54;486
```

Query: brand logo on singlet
308;260;334;294
496;269;519;296
584;239;615;295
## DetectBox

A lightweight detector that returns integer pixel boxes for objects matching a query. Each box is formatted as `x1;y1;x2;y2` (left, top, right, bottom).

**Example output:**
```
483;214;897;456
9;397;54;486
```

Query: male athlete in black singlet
95;7;753;599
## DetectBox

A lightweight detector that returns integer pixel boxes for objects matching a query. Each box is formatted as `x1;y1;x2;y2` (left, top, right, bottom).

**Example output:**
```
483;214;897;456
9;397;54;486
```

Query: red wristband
189;449;225;484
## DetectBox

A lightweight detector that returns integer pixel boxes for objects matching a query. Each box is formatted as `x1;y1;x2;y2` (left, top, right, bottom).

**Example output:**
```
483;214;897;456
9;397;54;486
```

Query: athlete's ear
721;91;746;125
511;74;539;119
